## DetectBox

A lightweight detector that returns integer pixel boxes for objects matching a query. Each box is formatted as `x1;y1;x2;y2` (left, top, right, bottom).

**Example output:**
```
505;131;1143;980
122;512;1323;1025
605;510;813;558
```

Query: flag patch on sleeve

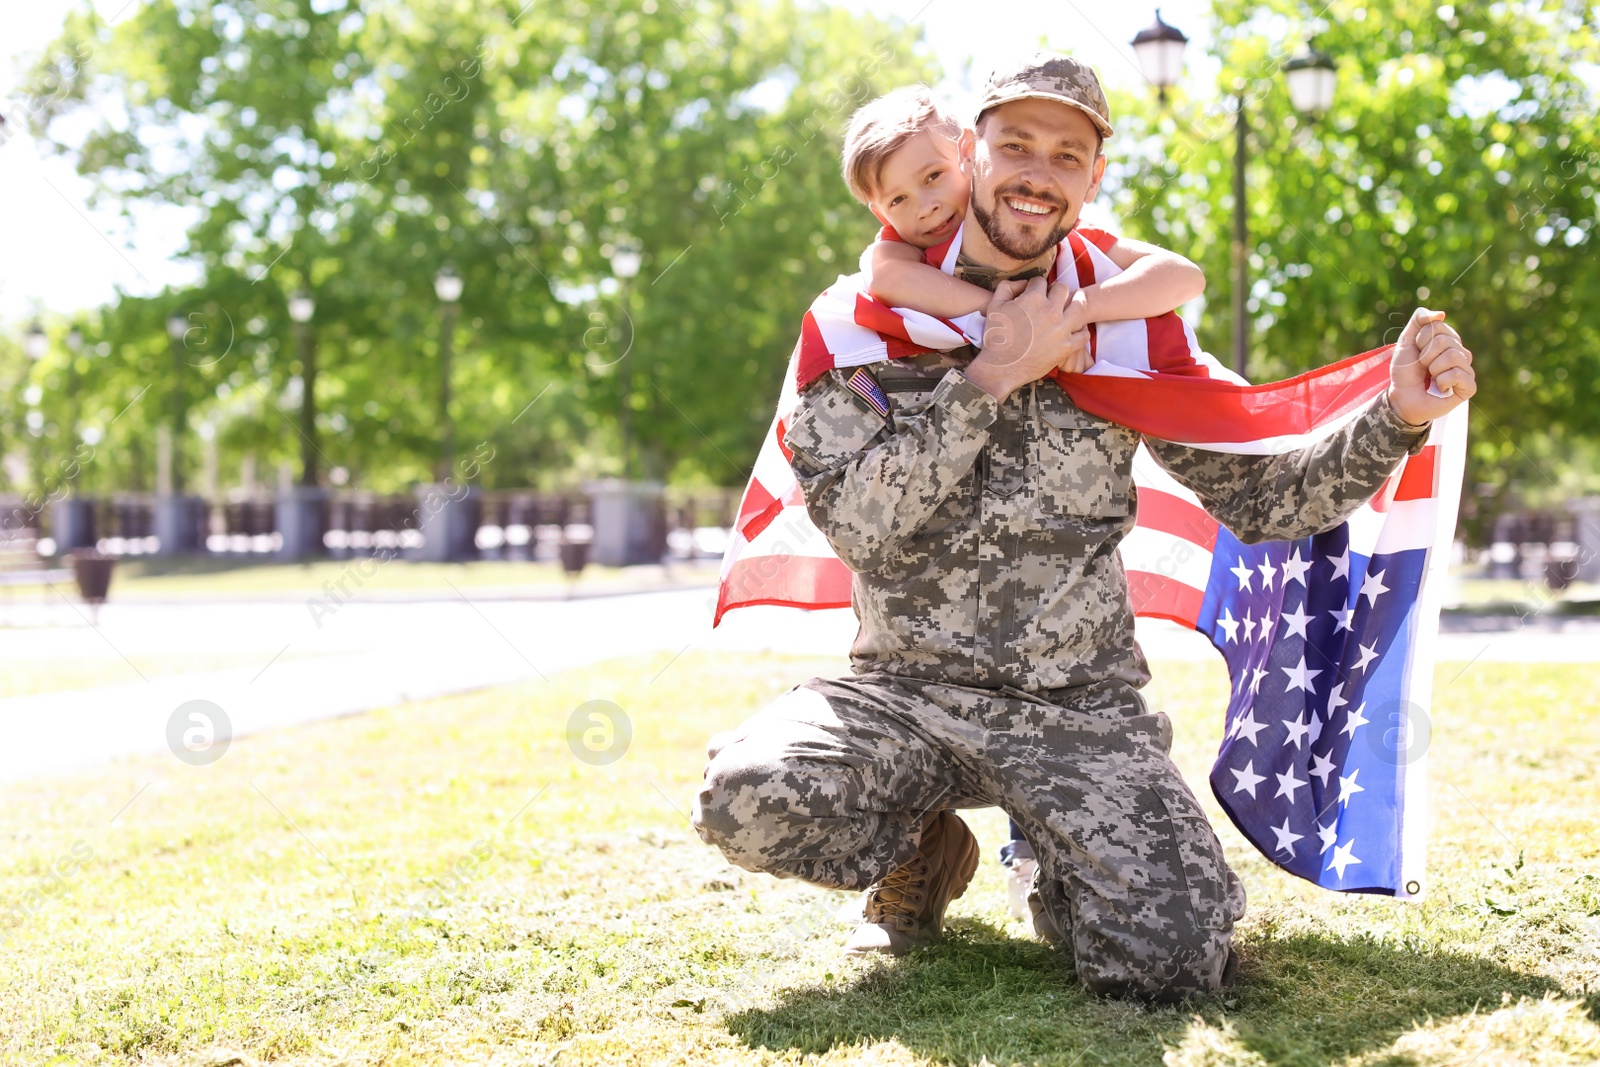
845;368;890;418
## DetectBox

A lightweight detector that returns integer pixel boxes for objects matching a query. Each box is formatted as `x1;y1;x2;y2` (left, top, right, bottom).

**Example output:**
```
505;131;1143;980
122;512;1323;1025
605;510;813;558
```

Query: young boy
841;85;1205;358
836;85;1208;921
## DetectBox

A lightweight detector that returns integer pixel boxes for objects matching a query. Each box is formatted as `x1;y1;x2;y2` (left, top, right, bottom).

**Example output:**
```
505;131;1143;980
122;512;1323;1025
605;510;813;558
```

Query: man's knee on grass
1074;920;1237;1004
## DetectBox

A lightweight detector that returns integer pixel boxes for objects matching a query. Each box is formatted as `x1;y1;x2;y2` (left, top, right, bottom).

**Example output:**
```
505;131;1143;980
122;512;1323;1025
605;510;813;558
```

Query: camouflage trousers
691;672;1246;1001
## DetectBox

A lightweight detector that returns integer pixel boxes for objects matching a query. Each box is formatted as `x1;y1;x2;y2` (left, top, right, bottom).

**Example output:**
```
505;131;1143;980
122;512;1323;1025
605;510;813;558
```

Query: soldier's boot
843;810;980;956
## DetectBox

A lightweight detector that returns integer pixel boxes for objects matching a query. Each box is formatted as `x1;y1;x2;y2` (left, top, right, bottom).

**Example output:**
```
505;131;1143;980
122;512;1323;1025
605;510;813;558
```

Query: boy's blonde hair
840;86;962;206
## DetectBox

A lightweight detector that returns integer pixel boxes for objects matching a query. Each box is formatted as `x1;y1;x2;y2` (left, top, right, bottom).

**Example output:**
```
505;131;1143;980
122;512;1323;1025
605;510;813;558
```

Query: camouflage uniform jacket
783;351;1431;694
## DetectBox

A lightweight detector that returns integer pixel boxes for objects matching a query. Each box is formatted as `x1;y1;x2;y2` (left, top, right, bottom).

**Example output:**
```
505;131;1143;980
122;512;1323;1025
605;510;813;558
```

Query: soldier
691;53;1477;1002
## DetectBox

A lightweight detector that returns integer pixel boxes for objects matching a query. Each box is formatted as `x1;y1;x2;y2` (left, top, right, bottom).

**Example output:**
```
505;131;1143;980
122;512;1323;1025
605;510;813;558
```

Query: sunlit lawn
0;556;718;602
0;651;1597;1065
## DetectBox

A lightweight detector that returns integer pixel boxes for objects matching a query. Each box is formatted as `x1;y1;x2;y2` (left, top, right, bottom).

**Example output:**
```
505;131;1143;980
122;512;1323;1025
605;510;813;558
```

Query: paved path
4;584;1597;784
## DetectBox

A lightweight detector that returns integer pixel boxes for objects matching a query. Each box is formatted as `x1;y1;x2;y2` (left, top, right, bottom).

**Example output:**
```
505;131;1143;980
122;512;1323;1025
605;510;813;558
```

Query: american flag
1128;414;1464;898
718;222;1466;897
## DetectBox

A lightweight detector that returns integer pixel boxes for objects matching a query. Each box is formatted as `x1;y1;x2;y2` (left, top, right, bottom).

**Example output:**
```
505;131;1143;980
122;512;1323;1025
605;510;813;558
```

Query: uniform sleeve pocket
782;385;888;471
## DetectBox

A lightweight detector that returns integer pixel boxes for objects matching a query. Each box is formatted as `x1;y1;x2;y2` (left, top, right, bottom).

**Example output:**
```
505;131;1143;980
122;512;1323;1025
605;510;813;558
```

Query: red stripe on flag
1074;225;1118;254
735;477;778;532
855;291;915;341
923;228;960;266
775;416;794;464
796;314;832;391
715;554;854;625
1135;489;1221;550
1125;570;1205;628
1144;311;1206;375
1067;230;1096;289
1395;445;1438;500
1051;346;1393;444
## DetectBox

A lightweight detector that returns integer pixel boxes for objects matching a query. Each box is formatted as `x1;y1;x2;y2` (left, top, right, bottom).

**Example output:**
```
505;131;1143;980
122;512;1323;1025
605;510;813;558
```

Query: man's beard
970;184;1071;262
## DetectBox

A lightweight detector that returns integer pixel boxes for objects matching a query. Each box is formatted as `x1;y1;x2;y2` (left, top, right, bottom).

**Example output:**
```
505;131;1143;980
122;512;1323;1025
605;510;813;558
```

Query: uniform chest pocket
1033;391;1134;519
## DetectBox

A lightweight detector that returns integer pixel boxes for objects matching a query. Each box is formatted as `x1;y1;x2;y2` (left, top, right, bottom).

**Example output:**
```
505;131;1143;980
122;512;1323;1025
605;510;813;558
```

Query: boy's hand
1388;307;1476;426
964;277;1090;401
1054;287;1092;374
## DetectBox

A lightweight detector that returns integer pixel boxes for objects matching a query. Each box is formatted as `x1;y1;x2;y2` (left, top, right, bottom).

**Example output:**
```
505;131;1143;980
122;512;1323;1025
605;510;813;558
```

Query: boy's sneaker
997;837;1037;922
844;811;980;956
1003;855;1037;921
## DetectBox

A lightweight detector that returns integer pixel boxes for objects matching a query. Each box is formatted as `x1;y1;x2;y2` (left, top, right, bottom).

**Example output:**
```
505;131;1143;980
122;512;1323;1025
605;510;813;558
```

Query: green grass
0;652;344;700
0;556;717;601
1;652;1597;1065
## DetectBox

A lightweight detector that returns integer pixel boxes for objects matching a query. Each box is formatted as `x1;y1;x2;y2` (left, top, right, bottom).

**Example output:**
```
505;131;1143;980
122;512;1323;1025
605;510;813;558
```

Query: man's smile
1002;194;1062;220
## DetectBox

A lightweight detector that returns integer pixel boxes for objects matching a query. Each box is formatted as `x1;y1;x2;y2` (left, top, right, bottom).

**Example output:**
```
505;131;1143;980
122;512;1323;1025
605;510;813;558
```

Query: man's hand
964;276;1090;401
1388;307;1477;426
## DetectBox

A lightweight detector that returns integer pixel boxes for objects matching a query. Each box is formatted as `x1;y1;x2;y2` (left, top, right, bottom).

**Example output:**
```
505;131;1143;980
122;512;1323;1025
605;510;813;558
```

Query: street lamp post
434;264;463;484
1130;11;1188;107
24;320;47;361
609;246;641;481
587;243;667;567
64;325;84;454
279;289;327;561
22;322;48;533
57;326;96;554
288;290;317;487
1132;14;1339;380
416;263;476;563
156;311;201;554
165;313;188;494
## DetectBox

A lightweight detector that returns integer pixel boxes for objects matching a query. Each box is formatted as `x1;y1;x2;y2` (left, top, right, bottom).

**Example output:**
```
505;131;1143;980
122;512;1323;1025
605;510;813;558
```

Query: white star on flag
1257;560;1277;591
1326;547;1351;581
1241;610;1256;642
1231;760;1266;798
1309;752;1336;786
1271;818;1304;856
1309;713;1325;746
1249;667;1267;695
1338;767;1365;807
1281;604;1312;639
1231;558;1254;591
1328;605;1354;633
1216;608;1239;644
1360;567;1391;607
1327;840;1362;878
1353;642;1380;673
1326;682;1349;717
1274;768;1308;803
1281;548;1312;587
1317;821;1338;854
1233;711;1268;746
1340;702;1370;739
1283;712;1310;749
1282;657;1323;694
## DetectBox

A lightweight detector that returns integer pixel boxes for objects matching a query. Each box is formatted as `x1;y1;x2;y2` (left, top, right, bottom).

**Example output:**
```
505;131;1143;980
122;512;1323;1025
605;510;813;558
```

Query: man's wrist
1384;386;1433;432
962;357;1018;402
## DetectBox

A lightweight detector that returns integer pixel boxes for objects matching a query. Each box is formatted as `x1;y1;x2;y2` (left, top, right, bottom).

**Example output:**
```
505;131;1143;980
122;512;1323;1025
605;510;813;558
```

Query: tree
25;0;936;495
1103;0;1600;533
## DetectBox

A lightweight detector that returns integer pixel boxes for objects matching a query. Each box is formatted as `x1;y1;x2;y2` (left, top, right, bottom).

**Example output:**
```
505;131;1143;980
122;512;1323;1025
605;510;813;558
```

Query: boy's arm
865;240;992;316
1074;235;1206;324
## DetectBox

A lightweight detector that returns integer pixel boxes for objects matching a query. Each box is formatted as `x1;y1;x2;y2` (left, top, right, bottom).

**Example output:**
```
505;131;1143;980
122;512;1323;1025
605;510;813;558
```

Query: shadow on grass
727;917;1565;1066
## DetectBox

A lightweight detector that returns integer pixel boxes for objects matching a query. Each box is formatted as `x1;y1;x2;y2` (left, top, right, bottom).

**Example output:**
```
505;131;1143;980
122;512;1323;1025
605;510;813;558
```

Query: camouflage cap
975;51;1114;140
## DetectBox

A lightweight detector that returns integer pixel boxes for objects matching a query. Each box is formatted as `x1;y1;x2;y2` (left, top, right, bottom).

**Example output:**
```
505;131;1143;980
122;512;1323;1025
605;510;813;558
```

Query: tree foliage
21;0;935;493
1103;0;1600;530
